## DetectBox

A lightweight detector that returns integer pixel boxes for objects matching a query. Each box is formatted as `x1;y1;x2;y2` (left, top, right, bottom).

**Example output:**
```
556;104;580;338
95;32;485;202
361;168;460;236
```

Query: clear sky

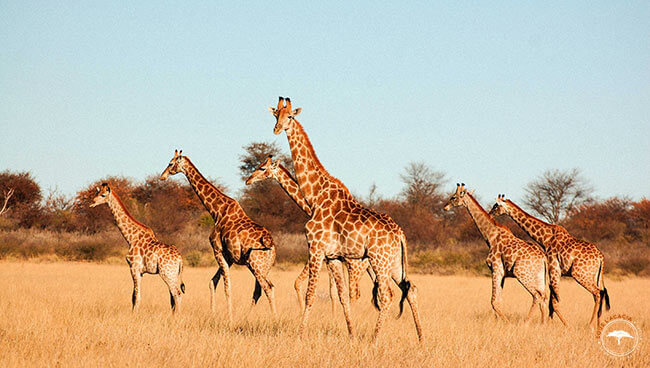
1;1;649;205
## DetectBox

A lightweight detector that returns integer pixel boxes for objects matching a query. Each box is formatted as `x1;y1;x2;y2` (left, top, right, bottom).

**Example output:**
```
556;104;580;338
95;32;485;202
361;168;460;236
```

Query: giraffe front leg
214;254;233;323
299;249;324;339
294;263;309;314
327;259;354;337
130;266;142;312
490;267;508;322
327;264;337;314
209;269;223;313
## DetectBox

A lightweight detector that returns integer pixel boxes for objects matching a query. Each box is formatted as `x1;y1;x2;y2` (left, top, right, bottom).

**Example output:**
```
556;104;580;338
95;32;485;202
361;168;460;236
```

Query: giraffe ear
96;187;100;193
292;108;302;116
468;189;475;196
268;107;277;114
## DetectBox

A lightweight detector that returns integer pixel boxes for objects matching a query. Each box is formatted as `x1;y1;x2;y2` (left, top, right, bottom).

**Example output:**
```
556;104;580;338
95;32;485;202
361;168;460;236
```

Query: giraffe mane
292;119;352;197
184;156;234;202
110;190;153;233
505;199;553;226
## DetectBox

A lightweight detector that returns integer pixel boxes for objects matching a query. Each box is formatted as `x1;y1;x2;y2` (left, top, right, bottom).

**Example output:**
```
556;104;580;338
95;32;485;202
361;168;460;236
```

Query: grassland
0;261;647;367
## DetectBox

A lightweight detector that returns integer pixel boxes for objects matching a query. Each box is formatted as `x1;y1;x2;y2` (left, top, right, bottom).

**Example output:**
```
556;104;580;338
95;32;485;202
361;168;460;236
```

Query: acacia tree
238;141;293;180
400;161;447;211
523;168;593;224
238;141;307;233
0;170;43;227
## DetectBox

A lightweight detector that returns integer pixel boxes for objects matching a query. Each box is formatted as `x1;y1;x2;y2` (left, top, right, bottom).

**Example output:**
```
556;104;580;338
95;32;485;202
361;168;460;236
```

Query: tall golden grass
0;261;647;367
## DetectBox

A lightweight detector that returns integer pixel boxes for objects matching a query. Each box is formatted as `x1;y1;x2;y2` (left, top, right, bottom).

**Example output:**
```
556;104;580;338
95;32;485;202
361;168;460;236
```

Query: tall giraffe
245;156;373;313
443;184;547;323
268;97;423;342
489;194;610;329
160;150;276;321
90;183;185;312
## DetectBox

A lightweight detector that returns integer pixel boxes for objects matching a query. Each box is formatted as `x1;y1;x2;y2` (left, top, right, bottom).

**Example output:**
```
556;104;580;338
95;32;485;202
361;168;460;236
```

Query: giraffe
160;150;276;321
268;97;423;342
245;156;373;314
90;183;185;312
489;194;610;329
443;184;547;323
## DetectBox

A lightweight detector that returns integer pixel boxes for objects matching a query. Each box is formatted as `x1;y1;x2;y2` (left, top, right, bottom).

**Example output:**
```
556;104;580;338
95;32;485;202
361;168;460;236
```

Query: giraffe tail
548;285;558;319
179;262;185;294
597;261;610;317
371;281;380;311
397;233;410;318
598;288;610;317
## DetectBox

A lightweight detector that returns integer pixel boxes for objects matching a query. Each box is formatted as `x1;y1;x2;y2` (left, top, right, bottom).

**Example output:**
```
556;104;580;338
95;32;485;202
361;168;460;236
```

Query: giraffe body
490;195;610;329
444;184;547;323
269;97;423;342
245;156;374;313
161;151;276;321
90;183;185;312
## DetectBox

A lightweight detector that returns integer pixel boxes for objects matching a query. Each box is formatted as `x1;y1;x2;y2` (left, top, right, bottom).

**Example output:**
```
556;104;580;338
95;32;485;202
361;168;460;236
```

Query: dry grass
0;261;647;367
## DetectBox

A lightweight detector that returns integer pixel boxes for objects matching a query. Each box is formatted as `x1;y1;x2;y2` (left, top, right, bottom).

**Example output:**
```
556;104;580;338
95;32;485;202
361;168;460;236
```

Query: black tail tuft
549;286;558;318
598;288;610;317
371;281;380;311
397;279;411;319
180;282;185;294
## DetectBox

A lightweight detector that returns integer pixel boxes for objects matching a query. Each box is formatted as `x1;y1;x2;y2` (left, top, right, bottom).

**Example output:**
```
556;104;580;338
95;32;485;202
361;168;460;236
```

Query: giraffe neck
285;118;352;207
505;199;554;246
181;157;232;224
106;191;154;246
272;164;312;216
463;194;500;248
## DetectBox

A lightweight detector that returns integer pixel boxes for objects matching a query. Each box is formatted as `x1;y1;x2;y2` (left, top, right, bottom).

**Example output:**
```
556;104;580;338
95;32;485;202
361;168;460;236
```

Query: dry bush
0;170;43;228
564;197;635;242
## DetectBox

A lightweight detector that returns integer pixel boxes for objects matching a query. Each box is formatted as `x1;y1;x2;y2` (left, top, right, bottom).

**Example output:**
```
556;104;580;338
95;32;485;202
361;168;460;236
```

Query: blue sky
1;1;649;205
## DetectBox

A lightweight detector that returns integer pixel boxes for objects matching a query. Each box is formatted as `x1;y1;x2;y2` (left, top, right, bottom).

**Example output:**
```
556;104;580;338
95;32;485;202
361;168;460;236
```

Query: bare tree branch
0;188;15;216
523;168;594;223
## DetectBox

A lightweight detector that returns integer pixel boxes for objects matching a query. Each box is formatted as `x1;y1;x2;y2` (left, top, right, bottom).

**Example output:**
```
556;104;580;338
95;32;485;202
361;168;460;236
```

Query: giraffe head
90;183;111;208
443;183;474;211
160;150;186;180
488;194;509;217
245;156;277;185
268;96;302;135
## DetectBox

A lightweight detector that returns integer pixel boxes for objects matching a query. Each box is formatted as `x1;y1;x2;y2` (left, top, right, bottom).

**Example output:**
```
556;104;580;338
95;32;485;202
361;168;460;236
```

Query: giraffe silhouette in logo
245;156;374;313
161;150;276;321
444;184;548;323
490;194;610;329
268;97;423;341
90;183;185;312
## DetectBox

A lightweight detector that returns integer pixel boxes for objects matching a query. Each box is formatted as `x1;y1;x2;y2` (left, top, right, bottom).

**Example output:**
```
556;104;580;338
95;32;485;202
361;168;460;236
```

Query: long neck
285;119;352;207
463;194;500;247
182;157;232;223
505;199;554;245
272;164;312;216
106;192;154;246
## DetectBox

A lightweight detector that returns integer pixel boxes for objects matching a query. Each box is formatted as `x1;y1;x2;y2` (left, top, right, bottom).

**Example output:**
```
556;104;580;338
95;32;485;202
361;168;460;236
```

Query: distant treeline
1;142;649;275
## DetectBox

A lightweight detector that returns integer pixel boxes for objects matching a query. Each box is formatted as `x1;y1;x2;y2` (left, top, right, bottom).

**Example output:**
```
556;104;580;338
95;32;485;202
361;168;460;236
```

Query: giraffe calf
91;183;185;312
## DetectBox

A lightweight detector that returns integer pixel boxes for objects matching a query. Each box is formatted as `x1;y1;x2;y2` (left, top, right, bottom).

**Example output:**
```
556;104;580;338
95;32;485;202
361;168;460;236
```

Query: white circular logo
598;315;640;357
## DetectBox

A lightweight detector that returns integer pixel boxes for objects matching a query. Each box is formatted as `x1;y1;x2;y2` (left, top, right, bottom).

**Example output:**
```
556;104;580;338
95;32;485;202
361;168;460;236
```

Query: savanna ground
0;261;647;367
